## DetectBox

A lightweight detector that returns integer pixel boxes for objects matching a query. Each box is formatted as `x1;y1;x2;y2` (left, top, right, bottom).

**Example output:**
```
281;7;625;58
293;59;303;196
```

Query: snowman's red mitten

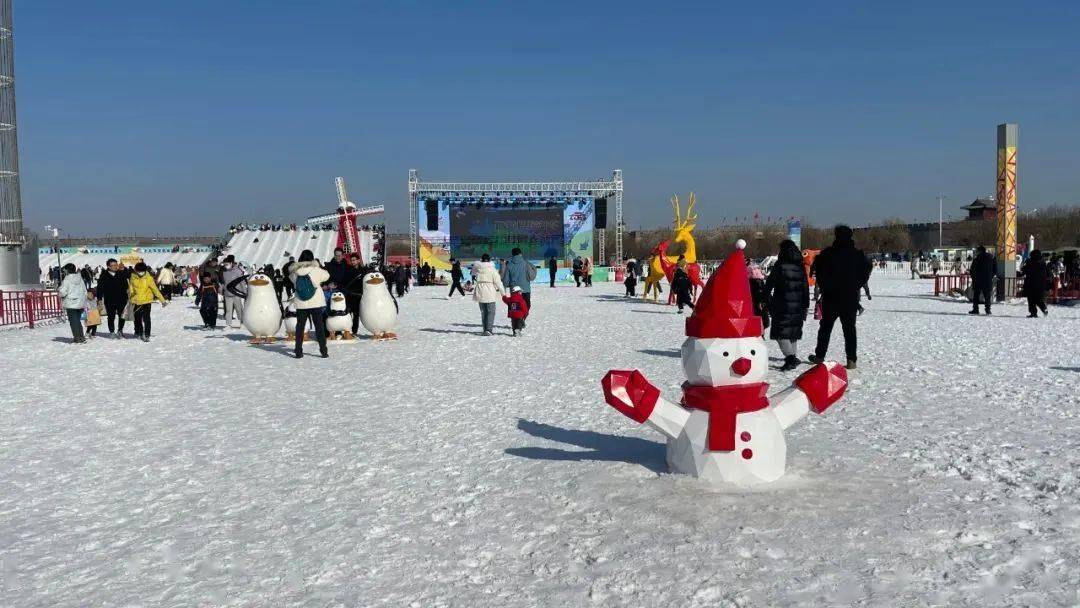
794;362;848;414
602;370;660;423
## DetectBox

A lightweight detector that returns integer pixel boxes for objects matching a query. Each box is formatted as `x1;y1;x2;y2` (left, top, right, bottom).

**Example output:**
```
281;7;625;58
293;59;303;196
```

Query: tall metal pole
0;0;36;286
408;169;419;267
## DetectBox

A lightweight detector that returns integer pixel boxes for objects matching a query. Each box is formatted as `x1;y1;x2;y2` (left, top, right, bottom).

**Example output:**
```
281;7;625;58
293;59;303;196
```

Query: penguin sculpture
283;300;300;341
325;291;354;340
240;272;282;344
359;271;398;341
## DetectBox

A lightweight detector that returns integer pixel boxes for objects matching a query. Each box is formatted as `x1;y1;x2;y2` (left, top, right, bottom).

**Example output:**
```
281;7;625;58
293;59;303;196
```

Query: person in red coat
502;286;530;337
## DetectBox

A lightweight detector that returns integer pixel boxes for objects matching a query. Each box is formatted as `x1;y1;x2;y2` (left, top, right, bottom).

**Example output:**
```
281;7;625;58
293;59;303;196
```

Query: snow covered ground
2;276;1079;607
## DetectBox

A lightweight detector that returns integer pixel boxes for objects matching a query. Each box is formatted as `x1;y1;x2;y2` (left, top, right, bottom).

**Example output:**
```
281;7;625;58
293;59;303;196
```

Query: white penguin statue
325;291;354;340
242;273;282;344
359;271;399;341
283;300;300;341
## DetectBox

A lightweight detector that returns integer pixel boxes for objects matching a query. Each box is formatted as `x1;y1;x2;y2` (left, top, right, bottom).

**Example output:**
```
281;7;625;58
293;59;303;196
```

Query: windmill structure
304;176;384;261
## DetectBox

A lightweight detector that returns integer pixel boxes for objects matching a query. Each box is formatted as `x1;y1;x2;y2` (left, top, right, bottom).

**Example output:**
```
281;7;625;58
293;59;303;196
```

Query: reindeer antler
686;192;698;224
671;194;681;228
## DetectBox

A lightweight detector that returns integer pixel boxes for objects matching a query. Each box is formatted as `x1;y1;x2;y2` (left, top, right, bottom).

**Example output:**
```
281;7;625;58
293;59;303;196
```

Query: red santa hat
685;239;764;339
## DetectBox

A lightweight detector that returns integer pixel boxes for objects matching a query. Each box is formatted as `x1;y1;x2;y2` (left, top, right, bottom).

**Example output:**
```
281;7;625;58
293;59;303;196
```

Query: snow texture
2;277;1079;607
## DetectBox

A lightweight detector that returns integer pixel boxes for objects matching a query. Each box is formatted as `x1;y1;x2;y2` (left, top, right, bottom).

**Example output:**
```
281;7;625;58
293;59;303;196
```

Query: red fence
933;274;970;296
0;290;64;328
1051;277;1080;303
932;274;1080;302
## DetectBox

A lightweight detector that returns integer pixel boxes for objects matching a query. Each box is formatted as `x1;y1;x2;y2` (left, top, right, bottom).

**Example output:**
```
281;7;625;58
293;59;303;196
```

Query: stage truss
408;169;623;266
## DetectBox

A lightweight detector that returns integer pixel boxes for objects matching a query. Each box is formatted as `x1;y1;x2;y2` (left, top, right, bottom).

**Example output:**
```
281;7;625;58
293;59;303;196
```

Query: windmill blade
335;177;350;208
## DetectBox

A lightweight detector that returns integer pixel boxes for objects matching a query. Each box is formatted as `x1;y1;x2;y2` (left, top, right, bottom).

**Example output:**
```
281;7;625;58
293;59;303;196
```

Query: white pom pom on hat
735;239;747;250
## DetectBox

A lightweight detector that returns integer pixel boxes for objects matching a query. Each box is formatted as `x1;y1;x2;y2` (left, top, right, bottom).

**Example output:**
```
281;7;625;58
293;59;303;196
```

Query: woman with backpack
289;250;330;358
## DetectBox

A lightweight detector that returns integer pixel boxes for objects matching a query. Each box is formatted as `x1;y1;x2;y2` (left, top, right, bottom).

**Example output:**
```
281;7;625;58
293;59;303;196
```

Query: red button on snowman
602;239;849;487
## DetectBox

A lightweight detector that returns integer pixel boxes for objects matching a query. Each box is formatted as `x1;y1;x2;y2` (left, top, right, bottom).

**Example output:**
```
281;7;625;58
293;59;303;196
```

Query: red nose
730;357;752;377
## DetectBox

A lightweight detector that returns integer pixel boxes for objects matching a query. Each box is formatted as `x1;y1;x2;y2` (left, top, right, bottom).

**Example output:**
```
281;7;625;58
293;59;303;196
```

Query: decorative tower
995;123;1018;300
0;0;35;286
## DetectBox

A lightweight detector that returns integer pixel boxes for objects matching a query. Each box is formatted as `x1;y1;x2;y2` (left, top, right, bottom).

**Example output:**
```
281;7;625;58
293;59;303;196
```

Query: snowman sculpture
602;240;849;487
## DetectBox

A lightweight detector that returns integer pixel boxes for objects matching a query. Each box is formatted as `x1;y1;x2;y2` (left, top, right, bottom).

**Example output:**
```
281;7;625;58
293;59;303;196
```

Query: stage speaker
424;199;438;230
595;197;608;229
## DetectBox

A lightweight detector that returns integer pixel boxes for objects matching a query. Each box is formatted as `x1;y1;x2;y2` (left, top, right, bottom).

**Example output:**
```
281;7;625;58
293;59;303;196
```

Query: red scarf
681;382;769;452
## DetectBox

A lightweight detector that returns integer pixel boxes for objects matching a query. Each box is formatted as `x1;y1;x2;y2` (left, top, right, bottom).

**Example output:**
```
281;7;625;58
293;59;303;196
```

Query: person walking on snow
198;273;219;328
501;248;536;326
765;239;810;371
96;258;130;337
472;253;505;336
547;256;558;288
156;263;176;301
220;255;246;327
448;259;466;298
808;225;872;370
1020;250;1049;318
84;288;102;338
968;245;996;315
59;263;88;344
672;266;694;314
503;286;529;337
127;262;168;342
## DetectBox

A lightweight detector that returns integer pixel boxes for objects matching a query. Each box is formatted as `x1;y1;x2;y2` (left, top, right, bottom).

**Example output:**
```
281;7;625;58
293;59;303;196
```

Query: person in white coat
58;263;88;343
472;253;505;336
156;263;176;301
288;250;331;358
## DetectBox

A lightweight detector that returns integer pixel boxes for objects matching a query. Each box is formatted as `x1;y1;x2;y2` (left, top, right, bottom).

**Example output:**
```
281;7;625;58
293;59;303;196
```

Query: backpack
295;274;317;300
525;262;537;282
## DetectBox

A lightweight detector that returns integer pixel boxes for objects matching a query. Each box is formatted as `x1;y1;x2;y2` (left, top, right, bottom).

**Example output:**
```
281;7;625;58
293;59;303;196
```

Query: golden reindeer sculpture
665;193;699;265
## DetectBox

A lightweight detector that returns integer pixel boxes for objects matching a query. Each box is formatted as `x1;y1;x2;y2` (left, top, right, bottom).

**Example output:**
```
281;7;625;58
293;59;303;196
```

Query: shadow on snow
505;418;666;474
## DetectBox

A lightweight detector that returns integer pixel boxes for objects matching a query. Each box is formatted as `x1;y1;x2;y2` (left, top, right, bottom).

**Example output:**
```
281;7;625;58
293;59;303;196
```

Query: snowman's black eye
751;350;756;355
722;351;729;357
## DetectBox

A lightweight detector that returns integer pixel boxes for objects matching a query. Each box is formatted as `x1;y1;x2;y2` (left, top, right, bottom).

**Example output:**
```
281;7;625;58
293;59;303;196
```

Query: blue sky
14;0;1080;236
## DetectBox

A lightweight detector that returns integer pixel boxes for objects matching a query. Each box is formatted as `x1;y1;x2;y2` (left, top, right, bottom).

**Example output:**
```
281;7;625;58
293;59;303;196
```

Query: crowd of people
229;223;330;233
52;228;1071;363
57;258;170;344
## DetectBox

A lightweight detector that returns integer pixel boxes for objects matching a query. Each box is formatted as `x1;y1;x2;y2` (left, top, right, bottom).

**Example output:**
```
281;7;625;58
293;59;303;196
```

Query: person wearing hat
502;285;529;337
220;255;246;327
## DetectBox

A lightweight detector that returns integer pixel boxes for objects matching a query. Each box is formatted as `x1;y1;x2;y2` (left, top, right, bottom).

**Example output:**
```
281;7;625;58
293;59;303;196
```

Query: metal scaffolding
407;169;623;266
0;0;23;245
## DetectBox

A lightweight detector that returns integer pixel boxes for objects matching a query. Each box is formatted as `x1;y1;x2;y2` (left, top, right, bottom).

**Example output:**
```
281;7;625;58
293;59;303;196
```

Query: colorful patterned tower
995;123;1018;300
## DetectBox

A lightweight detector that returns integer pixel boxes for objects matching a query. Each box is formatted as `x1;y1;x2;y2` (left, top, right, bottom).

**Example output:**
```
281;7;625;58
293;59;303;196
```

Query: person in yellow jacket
128;262;168;342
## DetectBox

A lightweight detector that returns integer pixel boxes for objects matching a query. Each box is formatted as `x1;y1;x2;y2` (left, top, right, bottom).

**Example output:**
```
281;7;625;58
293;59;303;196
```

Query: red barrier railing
0;290;64;328
934;275;1031;299
1051;277;1080;303
933;275;970;296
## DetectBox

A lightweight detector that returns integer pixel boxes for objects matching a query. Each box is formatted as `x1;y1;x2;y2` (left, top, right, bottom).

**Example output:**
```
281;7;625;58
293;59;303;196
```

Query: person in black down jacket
765;240;810;371
95;258;131;337
968;245;996;315
809;225;872;369
1020;250;1049;318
